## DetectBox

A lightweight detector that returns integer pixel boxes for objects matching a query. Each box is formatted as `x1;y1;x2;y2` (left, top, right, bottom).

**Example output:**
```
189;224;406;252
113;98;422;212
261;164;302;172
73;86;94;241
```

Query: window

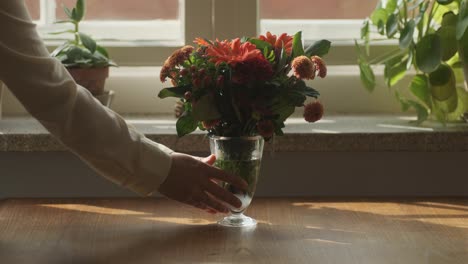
6;0;397;115
25;0;181;42
260;0;376;41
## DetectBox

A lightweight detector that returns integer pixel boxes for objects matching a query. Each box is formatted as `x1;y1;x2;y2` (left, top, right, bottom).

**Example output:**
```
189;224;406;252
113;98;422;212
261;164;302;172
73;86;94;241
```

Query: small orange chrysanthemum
205;38;262;66
259;32;293;54
160;45;194;82
311;56;327;78
291;56;316;80
304;101;324;123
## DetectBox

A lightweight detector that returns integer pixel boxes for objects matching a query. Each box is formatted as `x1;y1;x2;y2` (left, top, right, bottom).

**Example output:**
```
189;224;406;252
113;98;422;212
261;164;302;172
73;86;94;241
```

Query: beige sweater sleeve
0;1;173;196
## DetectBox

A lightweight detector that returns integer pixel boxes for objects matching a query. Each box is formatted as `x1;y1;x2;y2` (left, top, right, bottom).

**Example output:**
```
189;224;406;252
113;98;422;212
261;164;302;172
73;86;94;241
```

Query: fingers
204;180;242;208
208;167;248;191
200;192;229;214
202;154;216;165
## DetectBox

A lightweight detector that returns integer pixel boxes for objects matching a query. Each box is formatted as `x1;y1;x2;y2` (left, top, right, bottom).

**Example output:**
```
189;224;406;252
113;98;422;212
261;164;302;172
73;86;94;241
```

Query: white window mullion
40;0;56;25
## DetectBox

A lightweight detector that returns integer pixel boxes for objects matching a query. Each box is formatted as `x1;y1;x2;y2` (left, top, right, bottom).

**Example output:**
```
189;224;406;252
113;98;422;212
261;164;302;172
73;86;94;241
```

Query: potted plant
158;32;330;226
51;0;117;106
356;0;468;124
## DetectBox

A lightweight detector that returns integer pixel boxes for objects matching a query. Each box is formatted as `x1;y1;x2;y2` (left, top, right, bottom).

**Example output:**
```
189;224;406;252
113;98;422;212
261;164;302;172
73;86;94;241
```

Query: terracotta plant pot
67;67;109;96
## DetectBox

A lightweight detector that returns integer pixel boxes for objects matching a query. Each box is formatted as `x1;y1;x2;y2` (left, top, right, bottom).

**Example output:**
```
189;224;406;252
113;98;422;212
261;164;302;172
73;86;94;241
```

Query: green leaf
78;33;97;53
409;74;432;107
416;34;442;73
395;91;411;112
292;31;304;58
441;11;457;27
71;8;78;21
457;18;468;40
304;39;331;57
429;64;457;101
386;13;399;38
370;8;389;25
304;86;320;98
287;91;307;107
158;85;191;99
63;7;73;20
361;19;370;39
66;46;85;62
385;0;398;13
51;43;71;57
248;39;272;51
407;100;429;124
191;95;222;121
75;0;85;22
436;26;458;61
275;47;288;74
96;45;109;58
359;60;376;92
276;104;295;122
176;112;198;137
385;60;407;87
399;20;416;49
436;0;455;5
377;20;386;35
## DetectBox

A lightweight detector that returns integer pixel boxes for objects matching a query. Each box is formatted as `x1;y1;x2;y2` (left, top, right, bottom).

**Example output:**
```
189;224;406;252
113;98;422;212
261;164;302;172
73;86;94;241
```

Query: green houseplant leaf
399;20;416;49
176;112;198;137
429;64;457;101
158;85;191;99
304;40;331;57
386;13;399;38
416;34;442;73
292;31;304;58
409;74;432;107
75;0;85;22
79;32;97;54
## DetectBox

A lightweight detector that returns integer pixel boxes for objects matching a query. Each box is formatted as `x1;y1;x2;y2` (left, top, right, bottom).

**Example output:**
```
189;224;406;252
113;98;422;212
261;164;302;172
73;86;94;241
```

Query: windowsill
1;115;467;152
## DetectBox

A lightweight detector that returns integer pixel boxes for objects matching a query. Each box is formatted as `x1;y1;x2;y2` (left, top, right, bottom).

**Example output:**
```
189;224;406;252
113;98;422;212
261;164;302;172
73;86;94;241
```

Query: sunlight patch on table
305;238;351;245
39;204;149;216
141;216;215;225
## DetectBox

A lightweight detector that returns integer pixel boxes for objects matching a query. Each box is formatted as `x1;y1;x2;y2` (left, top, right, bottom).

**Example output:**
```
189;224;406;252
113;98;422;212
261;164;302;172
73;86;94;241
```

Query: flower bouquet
159;32;330;226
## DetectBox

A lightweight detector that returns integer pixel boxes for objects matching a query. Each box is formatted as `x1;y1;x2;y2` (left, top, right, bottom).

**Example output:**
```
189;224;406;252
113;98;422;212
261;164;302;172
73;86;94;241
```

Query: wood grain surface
0;198;467;264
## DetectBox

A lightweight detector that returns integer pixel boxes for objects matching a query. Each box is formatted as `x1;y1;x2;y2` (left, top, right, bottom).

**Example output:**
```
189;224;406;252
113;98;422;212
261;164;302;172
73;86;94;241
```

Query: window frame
2;0;403;116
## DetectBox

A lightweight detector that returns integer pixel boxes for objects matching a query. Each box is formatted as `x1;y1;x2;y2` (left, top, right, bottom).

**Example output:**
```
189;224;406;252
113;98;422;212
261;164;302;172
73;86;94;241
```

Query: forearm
0;0;173;195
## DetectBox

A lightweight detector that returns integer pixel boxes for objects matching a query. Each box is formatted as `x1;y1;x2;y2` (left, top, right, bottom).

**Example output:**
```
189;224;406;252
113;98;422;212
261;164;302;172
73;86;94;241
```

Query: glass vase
209;136;264;227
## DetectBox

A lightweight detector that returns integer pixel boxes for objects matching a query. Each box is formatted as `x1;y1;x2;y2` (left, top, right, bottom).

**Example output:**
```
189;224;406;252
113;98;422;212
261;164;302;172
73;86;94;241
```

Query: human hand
158;152;248;214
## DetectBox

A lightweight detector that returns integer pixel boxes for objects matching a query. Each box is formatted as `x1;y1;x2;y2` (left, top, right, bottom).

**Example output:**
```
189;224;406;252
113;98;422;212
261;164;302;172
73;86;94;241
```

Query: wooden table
0;198;467;264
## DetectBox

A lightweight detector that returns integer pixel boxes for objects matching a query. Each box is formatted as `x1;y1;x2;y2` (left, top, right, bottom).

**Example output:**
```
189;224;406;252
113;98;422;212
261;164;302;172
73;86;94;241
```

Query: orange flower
160;45;194;82
259;32;293;54
311;56;327;78
303;101;324;123
205;38;262;66
194;38;211;46
291;56;316;80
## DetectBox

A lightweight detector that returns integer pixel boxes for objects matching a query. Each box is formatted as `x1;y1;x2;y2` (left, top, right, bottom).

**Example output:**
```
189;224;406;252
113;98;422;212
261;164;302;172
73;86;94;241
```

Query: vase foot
217;213;257;227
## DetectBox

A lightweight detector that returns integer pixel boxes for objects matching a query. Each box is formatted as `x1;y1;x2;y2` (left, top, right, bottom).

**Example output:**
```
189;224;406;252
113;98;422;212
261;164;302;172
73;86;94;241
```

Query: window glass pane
24;0;40;21
260;0;376;19
56;0;179;20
